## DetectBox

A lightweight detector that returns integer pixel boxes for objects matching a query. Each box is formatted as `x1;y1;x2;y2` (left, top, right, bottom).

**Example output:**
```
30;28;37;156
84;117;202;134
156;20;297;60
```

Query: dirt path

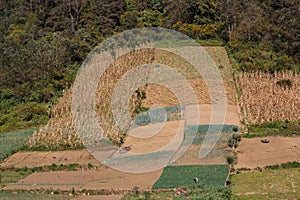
235;136;300;169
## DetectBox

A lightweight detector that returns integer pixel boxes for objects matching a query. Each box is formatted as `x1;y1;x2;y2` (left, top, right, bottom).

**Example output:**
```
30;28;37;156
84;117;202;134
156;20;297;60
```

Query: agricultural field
0;129;35;161
235;136;300;169
0;46;241;199
153;165;229;189
231;168;300;199
172;125;237;166
0;171;31;187
0;0;299;199
29;46;240;150
236;71;300;124
0;192;69;200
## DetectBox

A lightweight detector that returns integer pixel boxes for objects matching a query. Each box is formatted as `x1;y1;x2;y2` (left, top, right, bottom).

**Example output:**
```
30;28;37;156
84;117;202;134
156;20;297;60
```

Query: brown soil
235;136;300;169
0;149;101;169
172;145;229;166
72;195;124;200
124;121;182;154
3;166;162;191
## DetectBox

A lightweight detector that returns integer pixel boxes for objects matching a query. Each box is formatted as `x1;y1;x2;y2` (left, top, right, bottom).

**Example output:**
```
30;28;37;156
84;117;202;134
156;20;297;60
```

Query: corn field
29;47;236;149
29;89;82;149
236;71;300;124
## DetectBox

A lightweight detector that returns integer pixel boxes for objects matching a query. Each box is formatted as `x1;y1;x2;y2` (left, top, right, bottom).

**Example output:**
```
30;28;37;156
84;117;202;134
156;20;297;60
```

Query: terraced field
0;46;242;199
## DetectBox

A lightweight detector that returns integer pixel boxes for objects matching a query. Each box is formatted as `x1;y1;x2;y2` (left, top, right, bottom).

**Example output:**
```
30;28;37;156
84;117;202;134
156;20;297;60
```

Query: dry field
236;71;300;124
0;149;100;169
30;46;239;149
3;167;162;191
235;136;300;169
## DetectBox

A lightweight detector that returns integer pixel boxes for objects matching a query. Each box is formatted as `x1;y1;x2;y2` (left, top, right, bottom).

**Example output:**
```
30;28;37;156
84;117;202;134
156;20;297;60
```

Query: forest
0;0;299;132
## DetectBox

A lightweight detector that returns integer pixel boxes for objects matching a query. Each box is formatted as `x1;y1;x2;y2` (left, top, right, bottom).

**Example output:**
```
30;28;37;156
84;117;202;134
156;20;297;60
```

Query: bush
232;127;239;132
226;156;234;165
228;134;241;148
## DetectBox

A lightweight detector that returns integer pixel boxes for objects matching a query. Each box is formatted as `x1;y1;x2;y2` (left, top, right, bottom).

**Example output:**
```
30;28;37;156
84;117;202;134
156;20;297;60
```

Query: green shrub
281;162;300;169
265;162;300;170
265;165;280;170
226;156;234;165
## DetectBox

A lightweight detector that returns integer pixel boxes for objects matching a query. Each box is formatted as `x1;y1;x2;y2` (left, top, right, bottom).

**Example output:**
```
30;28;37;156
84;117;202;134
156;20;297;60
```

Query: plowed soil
235;136;300;169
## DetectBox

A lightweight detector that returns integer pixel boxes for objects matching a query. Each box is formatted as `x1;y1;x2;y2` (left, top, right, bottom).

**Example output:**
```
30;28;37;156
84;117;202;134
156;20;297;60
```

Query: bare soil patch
123;120;182;154
3;166;162;191
235;136;300;169
0;150;100;169
172;145;229;166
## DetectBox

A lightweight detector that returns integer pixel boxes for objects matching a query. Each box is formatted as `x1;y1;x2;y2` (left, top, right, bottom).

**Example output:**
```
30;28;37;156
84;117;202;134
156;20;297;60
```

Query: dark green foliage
153;165;228;189
228;133;241;148
265;162;300;170
232;127;239;132
226;156;234;165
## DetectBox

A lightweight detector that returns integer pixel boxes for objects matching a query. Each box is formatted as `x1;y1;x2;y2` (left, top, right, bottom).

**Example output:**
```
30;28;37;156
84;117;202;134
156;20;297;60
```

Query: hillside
0;0;299;133
0;0;300;199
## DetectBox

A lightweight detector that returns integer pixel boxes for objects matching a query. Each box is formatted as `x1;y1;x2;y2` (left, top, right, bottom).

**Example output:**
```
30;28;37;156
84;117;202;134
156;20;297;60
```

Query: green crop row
153;165;228;189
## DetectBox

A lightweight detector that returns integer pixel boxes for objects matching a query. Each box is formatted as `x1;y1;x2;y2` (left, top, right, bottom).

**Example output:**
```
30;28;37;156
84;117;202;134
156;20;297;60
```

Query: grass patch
231;168;300;199
122;186;231;200
232;192;300;200
0;171;32;187
153;165;228;189
0;128;36;161
244;121;300;138
0;191;70;200
122;189;175;200
189;186;231;200
197;39;225;46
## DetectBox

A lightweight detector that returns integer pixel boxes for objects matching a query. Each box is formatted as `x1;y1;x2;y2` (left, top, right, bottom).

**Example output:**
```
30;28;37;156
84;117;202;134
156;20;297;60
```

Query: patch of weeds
265;162;300;170
244;121;300;138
